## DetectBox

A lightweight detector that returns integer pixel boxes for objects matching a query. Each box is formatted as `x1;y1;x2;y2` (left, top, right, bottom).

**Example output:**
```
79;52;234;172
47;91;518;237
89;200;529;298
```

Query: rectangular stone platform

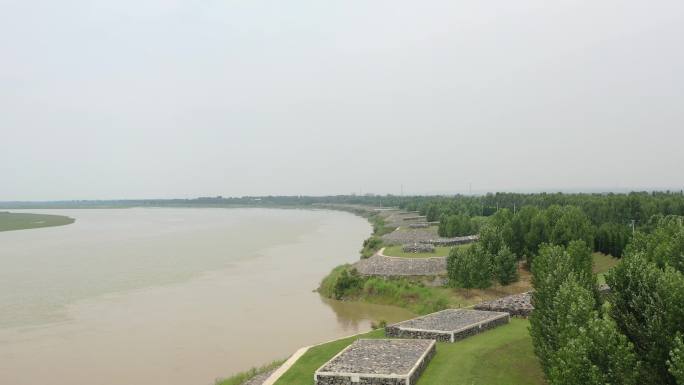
314;339;436;385
474;292;534;317
385;309;509;343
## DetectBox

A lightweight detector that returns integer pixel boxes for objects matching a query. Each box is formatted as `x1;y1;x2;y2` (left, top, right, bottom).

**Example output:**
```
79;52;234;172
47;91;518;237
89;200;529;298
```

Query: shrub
360;236;383;258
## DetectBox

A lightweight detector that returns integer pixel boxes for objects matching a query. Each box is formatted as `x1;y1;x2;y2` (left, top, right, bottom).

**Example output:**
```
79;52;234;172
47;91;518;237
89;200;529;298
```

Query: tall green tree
509;206;539;256
530;243;598;375
447;244;492;289
494;245;518;285
606;255;684;385
669;336;684;385
548;313;640;385
551;206;595;248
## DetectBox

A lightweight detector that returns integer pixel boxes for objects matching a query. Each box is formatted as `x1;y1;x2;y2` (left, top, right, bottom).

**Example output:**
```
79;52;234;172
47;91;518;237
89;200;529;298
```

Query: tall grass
318;265;449;315
214;360;284;385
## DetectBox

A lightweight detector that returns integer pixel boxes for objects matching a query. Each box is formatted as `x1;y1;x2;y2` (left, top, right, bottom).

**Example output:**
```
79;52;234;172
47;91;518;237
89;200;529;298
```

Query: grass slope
417;319;544;385
274;319;543;385
0;212;75;232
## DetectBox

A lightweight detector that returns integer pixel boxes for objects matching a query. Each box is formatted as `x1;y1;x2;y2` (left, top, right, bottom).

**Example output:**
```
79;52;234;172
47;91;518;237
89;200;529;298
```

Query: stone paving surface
474;292;533;317
390;309;508;332
317;339;435;375
354;255;446;276
381;228;478;246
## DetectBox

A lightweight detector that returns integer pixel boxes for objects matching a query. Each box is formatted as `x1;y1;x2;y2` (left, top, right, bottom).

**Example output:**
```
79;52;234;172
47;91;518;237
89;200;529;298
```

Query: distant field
593;252;620;284
274;318;544;385
0;212;75;232
382;243;471;258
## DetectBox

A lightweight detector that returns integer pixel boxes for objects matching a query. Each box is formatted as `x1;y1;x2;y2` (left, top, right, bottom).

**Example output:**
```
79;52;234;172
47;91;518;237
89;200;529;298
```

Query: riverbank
0;211;75;231
223;205;621;385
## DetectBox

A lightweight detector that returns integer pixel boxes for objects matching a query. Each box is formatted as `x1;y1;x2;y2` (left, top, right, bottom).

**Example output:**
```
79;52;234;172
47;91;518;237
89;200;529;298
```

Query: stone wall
452;314;510;341
402;244;435;253
354;255;447;276
385;312;510;343
407;344;436;385
474;292;533;317
384;327;452;342
316;375;407;385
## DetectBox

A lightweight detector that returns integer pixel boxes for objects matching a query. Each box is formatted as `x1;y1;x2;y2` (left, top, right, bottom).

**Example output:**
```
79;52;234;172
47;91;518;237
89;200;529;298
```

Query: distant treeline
4;191;684;256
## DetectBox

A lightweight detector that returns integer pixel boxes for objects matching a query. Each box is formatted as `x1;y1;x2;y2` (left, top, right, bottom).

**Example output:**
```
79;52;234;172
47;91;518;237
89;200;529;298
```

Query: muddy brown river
0;208;413;385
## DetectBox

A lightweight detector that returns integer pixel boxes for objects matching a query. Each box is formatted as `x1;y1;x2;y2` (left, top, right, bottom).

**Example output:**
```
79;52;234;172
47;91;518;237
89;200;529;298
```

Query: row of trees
447;243;518;289
529;241;640;384
530;218;684;385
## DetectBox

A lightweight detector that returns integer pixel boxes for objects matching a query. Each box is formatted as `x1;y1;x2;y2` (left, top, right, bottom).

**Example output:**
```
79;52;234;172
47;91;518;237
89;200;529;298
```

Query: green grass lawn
592;252;620;284
0;212;75;232
383;243;471;258
274;319;544;385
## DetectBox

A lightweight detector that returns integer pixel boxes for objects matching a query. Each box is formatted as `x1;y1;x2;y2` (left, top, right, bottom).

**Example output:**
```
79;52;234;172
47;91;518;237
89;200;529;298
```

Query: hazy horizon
2;0;683;200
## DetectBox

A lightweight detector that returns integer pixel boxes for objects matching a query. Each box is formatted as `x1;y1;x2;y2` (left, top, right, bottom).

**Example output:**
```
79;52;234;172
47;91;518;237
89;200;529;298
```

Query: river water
0;208;413;385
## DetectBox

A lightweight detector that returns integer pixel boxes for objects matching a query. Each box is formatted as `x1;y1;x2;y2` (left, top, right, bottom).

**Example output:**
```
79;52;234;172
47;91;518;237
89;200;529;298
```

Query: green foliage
594;222;631;257
425;204;441;222
438;214;476;237
669;336;684;385
479;223;506;255
549;206;594;248
360;236;382;258
494;245;518;285
318;265;362;299
360;278;449;314
509;206;540;256
369;214;395;236
606;255;684;385
547;314;639;385
530;243;598;376
318;266;449;314
447;243;492;289
625;217;684;273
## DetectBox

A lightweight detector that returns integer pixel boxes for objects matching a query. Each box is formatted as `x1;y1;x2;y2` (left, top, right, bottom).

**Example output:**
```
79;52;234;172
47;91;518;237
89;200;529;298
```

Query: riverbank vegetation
0;211;75;231
214;360;284;385
319;265;449;314
273;319;544;385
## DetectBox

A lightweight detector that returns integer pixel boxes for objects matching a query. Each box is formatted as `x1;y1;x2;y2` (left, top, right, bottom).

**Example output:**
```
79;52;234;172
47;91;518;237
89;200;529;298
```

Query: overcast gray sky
1;0;683;200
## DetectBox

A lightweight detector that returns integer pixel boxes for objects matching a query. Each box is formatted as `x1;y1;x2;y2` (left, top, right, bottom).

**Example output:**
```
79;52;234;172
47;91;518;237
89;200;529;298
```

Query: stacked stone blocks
385;309;510;343
314;339;436;385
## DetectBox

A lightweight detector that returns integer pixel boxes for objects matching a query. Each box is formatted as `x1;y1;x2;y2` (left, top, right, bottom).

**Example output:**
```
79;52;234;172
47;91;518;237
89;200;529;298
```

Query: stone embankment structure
474;292;534;317
353;253;447;277
385;309;510;343
402;243;435;253
315;339;436;385
381;228;478;247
